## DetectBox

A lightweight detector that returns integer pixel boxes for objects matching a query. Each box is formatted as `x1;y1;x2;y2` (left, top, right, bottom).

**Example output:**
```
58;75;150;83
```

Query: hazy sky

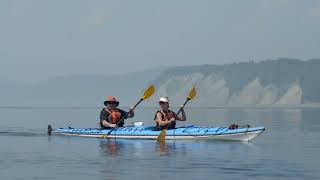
1;0;320;82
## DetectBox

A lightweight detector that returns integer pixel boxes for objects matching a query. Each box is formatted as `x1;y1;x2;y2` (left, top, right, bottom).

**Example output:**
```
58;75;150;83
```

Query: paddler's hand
179;105;185;111
128;105;135;118
130;105;135;112
169;117;175;121
110;124;118;128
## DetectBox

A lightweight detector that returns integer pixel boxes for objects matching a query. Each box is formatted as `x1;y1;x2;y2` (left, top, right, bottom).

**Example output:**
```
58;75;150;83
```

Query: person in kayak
100;96;134;129
154;97;186;130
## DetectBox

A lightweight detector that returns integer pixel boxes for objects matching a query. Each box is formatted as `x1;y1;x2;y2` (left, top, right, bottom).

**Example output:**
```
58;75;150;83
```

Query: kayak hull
50;125;265;142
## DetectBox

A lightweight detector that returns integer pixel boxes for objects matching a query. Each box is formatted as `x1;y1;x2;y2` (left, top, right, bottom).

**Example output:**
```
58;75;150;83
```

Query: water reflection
99;139;124;157
2;108;320;180
155;141;180;156
99;139;191;158
156;142;168;156
97;138;258;179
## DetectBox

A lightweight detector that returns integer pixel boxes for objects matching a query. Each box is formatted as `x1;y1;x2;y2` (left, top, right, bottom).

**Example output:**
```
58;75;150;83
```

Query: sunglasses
159;101;167;105
108;102;118;105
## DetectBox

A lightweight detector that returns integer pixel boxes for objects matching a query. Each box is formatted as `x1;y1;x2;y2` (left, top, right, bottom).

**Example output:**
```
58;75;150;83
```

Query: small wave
0;128;46;137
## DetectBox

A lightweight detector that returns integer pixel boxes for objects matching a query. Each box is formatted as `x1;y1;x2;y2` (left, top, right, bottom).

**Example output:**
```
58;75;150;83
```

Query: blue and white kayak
49;125;265;142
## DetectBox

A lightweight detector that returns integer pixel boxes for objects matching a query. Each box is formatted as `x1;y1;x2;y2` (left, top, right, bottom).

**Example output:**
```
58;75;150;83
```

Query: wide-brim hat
104;96;119;106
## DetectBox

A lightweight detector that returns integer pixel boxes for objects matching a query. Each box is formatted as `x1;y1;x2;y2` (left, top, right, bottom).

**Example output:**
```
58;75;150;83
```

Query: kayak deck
50;125;265;142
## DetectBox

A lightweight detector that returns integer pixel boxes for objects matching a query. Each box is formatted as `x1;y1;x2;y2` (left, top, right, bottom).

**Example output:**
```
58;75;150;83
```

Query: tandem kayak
49;125;265;142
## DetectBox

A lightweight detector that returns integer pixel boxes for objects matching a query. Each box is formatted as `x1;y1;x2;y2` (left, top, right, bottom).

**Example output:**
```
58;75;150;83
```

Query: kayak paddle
156;86;196;143
102;85;155;138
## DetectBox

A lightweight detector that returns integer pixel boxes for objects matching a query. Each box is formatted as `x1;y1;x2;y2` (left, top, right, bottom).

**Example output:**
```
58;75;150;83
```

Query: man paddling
154;97;186;130
100;96;134;128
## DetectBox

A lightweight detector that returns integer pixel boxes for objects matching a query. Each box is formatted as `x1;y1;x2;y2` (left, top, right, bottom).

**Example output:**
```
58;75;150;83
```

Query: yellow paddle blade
101;135;108;138
188;86;197;100
157;129;167;143
141;85;155;100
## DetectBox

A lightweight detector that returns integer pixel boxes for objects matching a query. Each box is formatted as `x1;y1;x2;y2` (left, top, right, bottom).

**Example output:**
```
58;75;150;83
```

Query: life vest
228;124;239;130
154;110;176;129
228;124;250;130
105;108;122;124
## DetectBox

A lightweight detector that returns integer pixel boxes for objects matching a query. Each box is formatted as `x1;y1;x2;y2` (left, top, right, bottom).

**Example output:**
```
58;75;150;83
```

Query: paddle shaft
107;98;143;135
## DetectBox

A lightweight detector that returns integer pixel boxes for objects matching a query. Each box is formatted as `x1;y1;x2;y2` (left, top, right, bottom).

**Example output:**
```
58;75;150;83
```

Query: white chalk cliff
149;73;303;107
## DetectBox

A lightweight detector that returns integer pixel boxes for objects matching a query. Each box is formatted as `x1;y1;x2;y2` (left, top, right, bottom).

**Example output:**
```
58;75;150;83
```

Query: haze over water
0;108;319;180
1;1;320;179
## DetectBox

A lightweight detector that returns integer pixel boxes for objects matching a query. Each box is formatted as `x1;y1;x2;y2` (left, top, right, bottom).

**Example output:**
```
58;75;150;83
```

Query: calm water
0;108;319;180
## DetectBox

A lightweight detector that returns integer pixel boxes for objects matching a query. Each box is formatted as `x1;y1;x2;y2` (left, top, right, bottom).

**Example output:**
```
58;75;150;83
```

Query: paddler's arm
100;110;117;128
127;109;135;118
101;119;117;128
175;106;186;121
156;112;172;126
123;108;134;119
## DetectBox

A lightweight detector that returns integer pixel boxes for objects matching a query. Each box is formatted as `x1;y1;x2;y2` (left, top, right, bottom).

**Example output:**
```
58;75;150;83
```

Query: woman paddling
100;96;134;128
154;97;186;130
